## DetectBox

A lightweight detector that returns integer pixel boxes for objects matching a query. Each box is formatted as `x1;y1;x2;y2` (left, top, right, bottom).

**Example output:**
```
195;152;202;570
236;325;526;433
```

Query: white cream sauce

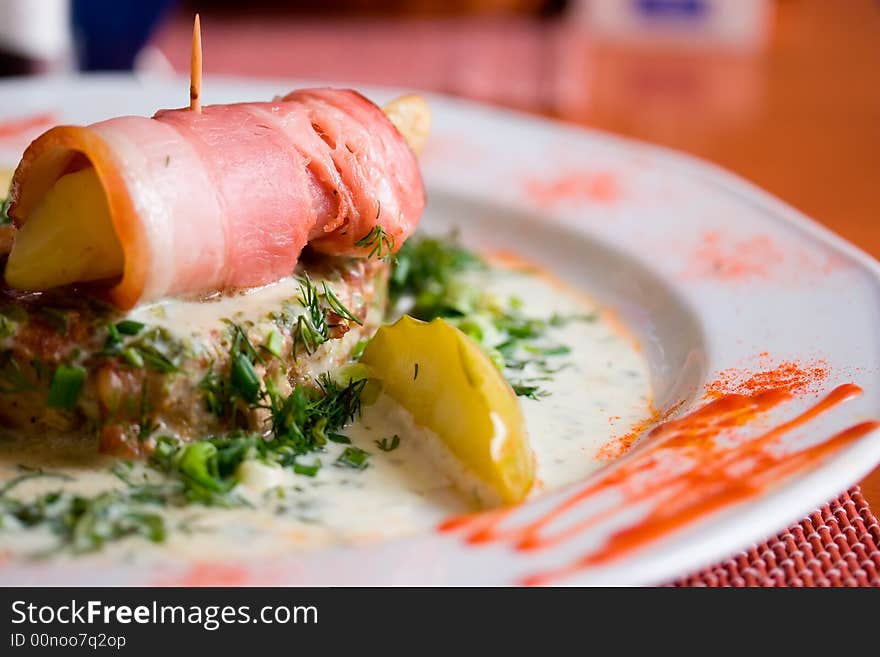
0;265;651;564
127;277;306;343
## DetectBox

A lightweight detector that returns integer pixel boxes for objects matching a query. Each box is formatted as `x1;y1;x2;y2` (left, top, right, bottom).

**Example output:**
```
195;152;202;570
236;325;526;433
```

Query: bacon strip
8;89;425;309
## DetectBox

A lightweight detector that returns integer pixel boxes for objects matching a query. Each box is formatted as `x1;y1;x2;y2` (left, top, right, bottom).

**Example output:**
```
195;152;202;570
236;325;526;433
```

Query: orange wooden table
155;0;880;504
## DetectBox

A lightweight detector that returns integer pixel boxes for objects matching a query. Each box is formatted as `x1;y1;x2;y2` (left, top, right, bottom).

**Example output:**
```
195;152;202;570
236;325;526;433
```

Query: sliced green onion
46;365;86;408
121;347;145;368
351;339;369;360
230;353;260;403
263;330;283;359
116;320;146;336
106;322;122;347
138;347;178;373
335;446;370;470
292;460;321;477
178;442;225;491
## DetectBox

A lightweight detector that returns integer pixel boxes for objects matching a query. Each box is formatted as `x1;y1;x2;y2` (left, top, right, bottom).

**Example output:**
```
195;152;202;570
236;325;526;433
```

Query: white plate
1;74;878;586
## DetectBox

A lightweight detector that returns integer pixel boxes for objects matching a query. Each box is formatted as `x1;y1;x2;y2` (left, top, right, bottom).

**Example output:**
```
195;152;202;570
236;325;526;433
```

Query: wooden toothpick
189;14;202;113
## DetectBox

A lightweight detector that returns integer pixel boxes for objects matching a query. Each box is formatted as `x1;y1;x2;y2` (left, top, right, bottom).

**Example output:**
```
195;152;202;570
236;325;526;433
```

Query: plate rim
0;74;878;586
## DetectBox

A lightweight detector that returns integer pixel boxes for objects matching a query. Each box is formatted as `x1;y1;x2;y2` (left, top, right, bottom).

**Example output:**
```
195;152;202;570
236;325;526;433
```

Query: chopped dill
289;274;361;356
103;324;185;374
375;435;400;452
159;373;368;506
0;465;169;554
511;383;549;400
0;466;73;497
323;281;363;326
354;223;395;260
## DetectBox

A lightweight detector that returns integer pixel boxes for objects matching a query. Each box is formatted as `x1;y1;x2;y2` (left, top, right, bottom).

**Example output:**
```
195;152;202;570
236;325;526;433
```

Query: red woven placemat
674;487;880;586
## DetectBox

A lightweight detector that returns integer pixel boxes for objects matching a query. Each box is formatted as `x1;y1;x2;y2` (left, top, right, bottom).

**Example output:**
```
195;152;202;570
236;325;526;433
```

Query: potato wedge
0;168;12;194
383;94;431;155
5;167;124;290
361;315;534;505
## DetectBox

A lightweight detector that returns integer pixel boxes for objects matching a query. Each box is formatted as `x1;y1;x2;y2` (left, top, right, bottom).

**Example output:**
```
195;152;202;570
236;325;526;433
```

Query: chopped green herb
136;346;179;373
149;434;252;506
46;365;86;408
550;312;598;326
511;383;548;400
323;282;363;326
227;321;265;365
0;193;10;226
121;347;144;368
292;460;321;477
154;371;367;508
293;274;328;355
230;352;260;403
39;307;68;335
524;344;571;356
177;442;227;493
0;314;19;340
199;367;232;418
328;433;351;444
389;233;485;319
263;330;283;358
116;320;145;336
290;275;361;356
0;489;166;553
336;446;370;470
354;223;395;260
390;234;585;401
351;338;369;360
106;322;122;347
263;374;366;458
198;322;267;413
136;382;156;441
103;323;185;374
375;435;400;452
0;467;73;497
0;351;34;394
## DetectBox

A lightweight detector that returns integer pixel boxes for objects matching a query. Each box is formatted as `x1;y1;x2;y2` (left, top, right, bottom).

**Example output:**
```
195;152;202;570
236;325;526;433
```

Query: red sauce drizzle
438;383;879;586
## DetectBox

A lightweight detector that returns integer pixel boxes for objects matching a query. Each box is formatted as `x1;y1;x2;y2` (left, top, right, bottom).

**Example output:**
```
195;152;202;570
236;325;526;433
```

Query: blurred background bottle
0;0;72;74
0;0;176;76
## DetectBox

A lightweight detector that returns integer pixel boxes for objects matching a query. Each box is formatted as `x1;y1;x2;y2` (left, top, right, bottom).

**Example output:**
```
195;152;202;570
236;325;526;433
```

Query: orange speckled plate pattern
0;76;879;586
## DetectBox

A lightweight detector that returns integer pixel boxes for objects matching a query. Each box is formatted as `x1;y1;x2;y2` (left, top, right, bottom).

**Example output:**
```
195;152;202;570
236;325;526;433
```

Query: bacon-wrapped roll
5;88;426;309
